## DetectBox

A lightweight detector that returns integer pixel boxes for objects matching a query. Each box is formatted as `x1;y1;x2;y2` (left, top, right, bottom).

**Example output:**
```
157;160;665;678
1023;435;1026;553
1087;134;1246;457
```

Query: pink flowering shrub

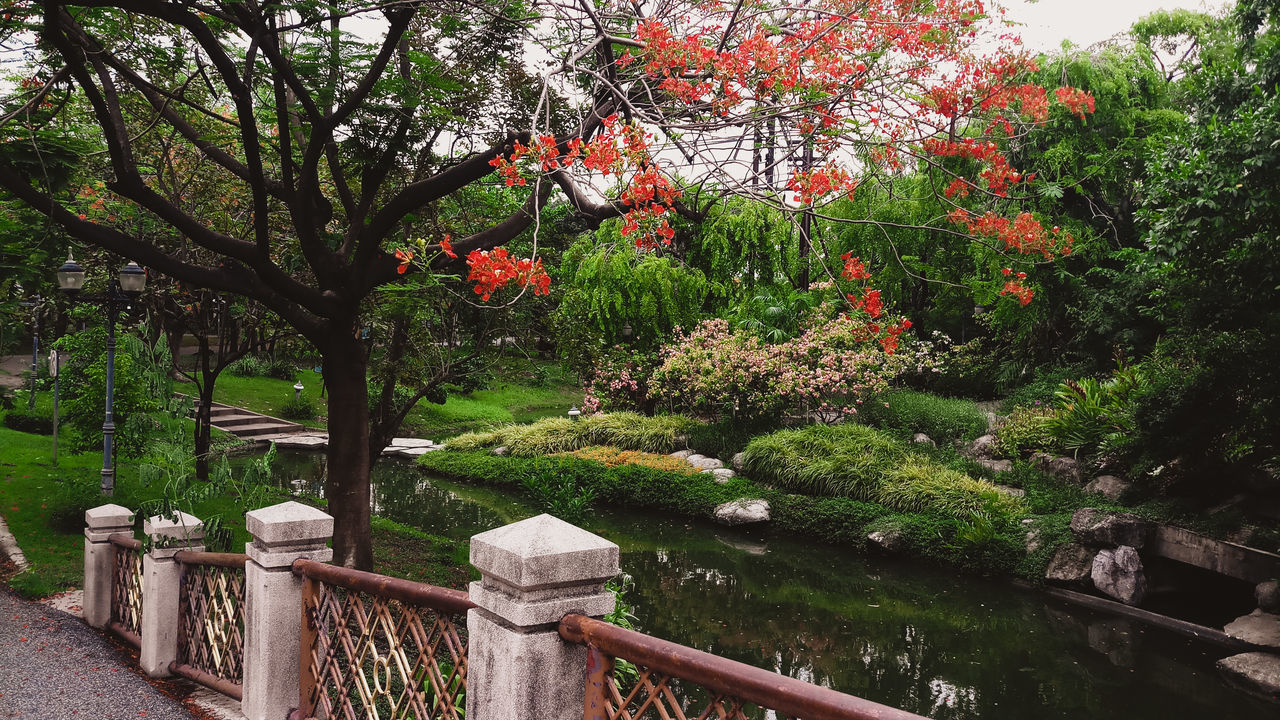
581;349;658;415
645;302;926;422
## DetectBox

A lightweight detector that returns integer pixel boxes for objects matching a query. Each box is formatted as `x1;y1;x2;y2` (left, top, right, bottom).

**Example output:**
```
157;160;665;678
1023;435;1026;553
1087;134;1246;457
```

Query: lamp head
56;252;86;294
118;261;146;296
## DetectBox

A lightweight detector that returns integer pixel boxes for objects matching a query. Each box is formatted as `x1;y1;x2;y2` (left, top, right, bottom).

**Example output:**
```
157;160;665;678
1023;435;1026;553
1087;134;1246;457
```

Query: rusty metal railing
108;533;143;647
172;550;249;699
559;614;928;720
291;558;476;720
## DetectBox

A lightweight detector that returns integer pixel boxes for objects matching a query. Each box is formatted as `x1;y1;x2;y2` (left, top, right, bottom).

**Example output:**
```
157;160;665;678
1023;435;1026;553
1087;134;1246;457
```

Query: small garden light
622;322;633;338
568;405;581;422
294;382;305;402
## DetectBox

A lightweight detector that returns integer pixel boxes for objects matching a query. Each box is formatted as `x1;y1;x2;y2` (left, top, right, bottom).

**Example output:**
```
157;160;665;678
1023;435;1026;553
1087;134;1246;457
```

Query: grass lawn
175;371;326;429
0;423;469;599
174;358;585;441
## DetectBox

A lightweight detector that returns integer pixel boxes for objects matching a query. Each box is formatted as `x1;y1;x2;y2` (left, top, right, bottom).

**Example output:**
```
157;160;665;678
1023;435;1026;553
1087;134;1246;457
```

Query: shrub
444;412;700;457
741;424;1022;521
2;399;53;435
857;390;986;443
279;395;318;421
994;406;1061;457
558;446;696;474
1046;362;1146;457
227;355;297;380
55;325;165;457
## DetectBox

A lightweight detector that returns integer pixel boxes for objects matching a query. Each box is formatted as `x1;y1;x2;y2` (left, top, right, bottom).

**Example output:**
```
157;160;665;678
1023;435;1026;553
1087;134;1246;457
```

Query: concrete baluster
466;514;620;720
140;511;205;677
83;504;134;629
241;501;333;720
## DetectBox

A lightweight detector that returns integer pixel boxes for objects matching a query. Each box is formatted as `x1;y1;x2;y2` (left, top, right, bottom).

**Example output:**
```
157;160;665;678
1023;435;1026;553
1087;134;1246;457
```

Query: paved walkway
0;588;195;719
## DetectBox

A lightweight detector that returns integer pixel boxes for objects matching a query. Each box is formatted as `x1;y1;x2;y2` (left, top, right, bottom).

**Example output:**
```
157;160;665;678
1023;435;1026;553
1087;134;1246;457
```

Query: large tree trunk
323;331;373;569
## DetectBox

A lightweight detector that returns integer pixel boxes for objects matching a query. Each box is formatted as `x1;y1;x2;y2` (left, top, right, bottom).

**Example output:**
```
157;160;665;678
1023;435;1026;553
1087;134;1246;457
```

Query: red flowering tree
0;0;1087;567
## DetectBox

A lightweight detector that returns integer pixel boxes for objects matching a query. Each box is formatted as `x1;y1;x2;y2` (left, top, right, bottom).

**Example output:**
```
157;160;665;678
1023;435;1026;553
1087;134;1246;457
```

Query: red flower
394;249;413;274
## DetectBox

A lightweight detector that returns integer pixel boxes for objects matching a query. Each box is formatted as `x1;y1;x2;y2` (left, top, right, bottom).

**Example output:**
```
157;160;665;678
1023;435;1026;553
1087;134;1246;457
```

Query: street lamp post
55;252;147;496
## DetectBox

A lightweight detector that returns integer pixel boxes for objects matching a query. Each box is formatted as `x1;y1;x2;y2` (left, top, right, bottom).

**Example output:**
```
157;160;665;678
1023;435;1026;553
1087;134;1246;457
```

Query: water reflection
254;451;1273;719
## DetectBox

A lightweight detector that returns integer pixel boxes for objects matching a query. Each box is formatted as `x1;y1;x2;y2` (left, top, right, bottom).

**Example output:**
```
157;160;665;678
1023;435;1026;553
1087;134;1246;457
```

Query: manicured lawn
175;372;326;429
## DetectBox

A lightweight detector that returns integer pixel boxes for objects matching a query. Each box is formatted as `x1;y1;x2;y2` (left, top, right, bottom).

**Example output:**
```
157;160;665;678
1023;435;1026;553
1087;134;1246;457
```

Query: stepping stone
1225;610;1280;649
1217;652;1280;701
703;468;736;484
390;438;435;447
394;447;432;457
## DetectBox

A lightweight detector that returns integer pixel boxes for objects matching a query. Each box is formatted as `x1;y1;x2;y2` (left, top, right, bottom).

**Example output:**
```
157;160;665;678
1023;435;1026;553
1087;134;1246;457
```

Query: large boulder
1029;453;1084;484
1084;475;1132;501
977;458;1013;474
712;499;770;526
730;452;746;471
1217;652;1280;703
867;529;904;553
705;468;737;484
1045;543;1097;587
689;456;724;471
669;449;696;460
1070;509;1151;548
964;434;998;459
1224;609;1280;649
1091;545;1147;606
1258;580;1280;613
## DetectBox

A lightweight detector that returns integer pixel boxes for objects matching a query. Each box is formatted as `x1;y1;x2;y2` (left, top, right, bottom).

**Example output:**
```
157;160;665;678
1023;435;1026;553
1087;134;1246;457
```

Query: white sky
1000;0;1230;51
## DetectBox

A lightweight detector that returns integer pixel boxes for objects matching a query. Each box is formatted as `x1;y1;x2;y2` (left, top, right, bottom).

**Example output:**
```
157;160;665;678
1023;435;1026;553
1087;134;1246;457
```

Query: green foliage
445;413;701;457
521;472;596;523
1046;362;1146;458
55;323;166;456
226;355;299;381
2;391;53;434
857;390;987;443
741;424;1021;521
994;406;1061;458
280;395;319;421
999;365;1086;413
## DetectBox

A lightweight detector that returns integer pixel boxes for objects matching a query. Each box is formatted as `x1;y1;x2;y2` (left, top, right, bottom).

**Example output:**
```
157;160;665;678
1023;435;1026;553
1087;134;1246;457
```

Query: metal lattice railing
293;559;476;720
173;551;249;698
559;615;928;720
109;534;143;647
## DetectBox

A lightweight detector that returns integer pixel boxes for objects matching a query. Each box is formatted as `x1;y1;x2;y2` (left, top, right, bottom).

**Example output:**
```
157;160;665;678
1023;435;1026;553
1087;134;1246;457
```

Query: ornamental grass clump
444;412;701;457
742;424;1022;521
858;390;987;443
558;446;696;474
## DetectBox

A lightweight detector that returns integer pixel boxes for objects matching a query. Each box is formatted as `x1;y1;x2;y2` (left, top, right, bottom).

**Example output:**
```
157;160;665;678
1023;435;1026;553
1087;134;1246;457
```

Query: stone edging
0;512;29;571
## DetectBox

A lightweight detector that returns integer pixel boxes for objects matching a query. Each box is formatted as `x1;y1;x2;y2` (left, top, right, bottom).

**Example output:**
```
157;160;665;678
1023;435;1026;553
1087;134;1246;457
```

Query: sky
1000;0;1230;51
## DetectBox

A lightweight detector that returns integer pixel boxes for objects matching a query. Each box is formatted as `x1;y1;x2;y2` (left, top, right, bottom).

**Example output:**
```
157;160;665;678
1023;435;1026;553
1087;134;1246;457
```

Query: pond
258;451;1274;719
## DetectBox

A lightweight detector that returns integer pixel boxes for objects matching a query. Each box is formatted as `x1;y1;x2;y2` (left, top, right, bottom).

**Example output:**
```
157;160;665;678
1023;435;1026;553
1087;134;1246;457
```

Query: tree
0;0;1089;567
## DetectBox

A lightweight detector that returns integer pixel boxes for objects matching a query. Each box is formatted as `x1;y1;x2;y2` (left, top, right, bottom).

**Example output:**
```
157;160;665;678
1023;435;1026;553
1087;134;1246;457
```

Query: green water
264;452;1274;719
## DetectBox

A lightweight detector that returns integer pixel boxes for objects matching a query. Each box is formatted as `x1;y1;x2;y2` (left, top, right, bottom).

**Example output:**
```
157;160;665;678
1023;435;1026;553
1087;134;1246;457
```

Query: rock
689;456;724;471
995;484;1025;498
394;447;431;457
712;499;770;526
911;433;936;447
1046;456;1083;484
669;449;696;460
1070;508;1151;548
978;459;1013;474
1025;529;1043;555
1045;543;1097;587
705;468;737;484
1091;545;1147;606
867;529;904;553
731;452;746;471
985;411;1008;432
1258;580;1280;613
1217;652;1280;703
1225;610;1280;649
685;453;707;464
1084;475;1132;501
1029;452;1054;470
390;438;435;447
492;446;508;456
964;434;998;459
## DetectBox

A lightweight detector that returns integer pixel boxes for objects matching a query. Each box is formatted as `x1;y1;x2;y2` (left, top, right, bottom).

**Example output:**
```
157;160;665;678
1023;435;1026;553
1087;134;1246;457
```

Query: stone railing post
140;511;205;677
466;514;620;720
83;504;134;629
241;501;333;720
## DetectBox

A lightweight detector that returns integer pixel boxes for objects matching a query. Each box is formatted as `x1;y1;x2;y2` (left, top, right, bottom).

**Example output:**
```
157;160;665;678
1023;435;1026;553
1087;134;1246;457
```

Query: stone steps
190;398;305;439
